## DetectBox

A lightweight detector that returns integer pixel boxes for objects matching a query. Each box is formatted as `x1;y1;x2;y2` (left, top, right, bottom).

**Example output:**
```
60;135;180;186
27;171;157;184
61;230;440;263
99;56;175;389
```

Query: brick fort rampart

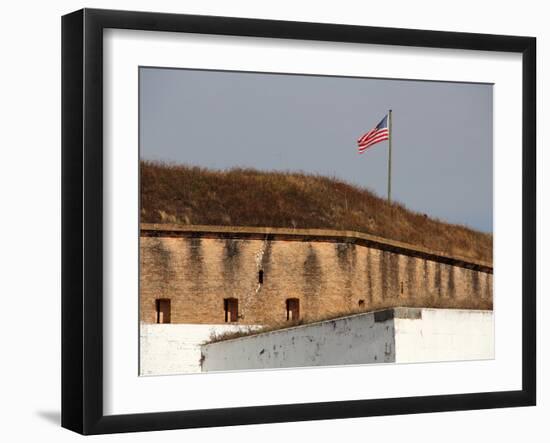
140;224;493;325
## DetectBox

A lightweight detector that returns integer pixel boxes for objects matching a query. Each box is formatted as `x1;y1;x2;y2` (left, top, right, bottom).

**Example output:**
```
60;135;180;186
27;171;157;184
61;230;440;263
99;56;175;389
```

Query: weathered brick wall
140;225;493;325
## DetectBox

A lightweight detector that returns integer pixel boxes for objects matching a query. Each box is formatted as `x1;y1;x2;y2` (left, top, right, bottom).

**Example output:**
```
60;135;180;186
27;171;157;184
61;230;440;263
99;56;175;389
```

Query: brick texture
140;227;493;325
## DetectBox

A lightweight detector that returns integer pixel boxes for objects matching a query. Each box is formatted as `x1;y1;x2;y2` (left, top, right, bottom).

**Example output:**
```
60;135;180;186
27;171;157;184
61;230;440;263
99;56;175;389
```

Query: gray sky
140;67;493;233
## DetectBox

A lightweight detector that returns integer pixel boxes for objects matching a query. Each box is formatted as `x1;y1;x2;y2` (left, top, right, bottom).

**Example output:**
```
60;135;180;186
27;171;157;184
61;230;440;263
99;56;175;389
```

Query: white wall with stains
139;324;260;375
200;308;494;372
201;311;397;372
395;309;494;363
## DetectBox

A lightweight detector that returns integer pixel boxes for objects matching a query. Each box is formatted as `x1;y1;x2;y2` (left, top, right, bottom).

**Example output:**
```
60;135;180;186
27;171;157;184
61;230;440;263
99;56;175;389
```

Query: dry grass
141;161;492;263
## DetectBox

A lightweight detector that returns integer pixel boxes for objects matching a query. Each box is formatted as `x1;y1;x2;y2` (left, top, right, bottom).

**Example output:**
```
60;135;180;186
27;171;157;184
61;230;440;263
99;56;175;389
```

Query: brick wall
140;224;493;325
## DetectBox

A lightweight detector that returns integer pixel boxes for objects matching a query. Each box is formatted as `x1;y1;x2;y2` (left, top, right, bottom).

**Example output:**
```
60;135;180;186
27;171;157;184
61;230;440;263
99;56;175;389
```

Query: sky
139;67;493;233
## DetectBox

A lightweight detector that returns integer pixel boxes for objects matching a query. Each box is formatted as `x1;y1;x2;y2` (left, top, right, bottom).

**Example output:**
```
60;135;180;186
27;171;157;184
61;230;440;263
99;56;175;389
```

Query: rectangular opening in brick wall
259;269;264;284
224;298;239;322
155;299;171;324
286;298;300;321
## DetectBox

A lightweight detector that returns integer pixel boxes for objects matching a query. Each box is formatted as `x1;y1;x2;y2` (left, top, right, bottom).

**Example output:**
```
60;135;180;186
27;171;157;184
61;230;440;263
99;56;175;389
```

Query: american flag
357;114;390;153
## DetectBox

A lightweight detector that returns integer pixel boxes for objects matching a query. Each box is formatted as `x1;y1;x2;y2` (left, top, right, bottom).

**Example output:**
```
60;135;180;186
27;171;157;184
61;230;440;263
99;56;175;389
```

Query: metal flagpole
387;109;393;203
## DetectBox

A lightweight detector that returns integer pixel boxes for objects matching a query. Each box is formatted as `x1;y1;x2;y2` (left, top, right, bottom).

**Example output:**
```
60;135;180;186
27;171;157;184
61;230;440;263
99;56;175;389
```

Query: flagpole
387;109;393;203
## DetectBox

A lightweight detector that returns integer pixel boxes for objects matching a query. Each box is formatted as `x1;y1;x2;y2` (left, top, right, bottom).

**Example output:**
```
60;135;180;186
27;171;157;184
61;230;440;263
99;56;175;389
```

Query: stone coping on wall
140;223;493;273
200;307;494;346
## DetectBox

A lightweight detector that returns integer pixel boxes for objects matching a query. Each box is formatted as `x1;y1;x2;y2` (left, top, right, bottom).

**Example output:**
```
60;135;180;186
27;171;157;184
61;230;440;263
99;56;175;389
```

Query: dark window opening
358;299;365;308
400;282;404;294
286;298;300;321
258;269;264;284
155;299;171;324
224;298;239;322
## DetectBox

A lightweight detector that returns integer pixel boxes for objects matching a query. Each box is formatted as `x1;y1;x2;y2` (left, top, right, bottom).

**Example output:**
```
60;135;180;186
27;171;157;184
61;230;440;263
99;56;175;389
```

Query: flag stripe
358;131;389;150
358;137;389;152
358;138;388;151
358;132;389;146
358;130;389;147
358;129;376;144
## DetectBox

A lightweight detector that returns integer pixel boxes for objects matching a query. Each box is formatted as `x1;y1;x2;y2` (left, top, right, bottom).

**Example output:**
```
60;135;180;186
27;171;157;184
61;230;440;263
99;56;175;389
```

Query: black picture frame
61;8;536;435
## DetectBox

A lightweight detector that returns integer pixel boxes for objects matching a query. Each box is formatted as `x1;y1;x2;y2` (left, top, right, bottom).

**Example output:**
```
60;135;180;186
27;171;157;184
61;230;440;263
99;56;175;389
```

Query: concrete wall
394;308;494;363
139;323;259;375
201;311;396;371
200;308;494;372
140;225;493;326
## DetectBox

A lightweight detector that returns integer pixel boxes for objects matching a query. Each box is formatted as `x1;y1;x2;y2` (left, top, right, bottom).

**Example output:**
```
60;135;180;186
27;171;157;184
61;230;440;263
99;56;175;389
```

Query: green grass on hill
140;161;492;263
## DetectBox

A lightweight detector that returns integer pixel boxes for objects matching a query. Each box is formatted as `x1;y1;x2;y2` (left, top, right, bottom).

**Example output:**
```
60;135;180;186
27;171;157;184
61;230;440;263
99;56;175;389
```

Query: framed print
61;8;536;435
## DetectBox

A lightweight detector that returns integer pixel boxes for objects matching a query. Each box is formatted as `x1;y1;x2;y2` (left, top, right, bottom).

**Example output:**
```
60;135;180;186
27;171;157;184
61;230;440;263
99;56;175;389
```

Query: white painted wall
201;309;494;372
395;309;494;363
140;324;260;375
201;311;397;372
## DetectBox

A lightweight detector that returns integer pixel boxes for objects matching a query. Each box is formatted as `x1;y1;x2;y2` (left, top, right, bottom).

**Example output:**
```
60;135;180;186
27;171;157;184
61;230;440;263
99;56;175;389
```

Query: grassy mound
141;161;492;263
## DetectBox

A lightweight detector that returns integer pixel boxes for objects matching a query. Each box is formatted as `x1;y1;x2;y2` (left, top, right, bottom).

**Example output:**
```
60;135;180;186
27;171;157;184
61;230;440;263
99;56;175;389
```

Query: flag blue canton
375;115;388;130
